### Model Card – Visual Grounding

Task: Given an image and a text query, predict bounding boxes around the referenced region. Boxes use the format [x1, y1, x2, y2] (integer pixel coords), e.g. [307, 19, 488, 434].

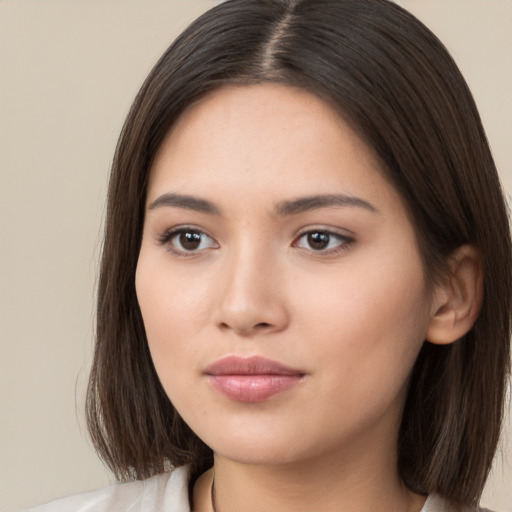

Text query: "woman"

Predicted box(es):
[27, 0, 511, 511]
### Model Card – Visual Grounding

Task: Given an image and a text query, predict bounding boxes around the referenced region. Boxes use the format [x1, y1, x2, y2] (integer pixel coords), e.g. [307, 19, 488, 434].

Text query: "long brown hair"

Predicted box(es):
[86, 0, 512, 506]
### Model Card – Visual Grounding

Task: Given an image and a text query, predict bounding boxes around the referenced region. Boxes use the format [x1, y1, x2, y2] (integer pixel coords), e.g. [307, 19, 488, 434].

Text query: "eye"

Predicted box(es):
[294, 230, 352, 253]
[159, 227, 218, 255]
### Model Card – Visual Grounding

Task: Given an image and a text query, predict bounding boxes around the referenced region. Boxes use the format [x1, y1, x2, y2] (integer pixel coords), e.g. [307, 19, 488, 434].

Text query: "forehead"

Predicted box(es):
[164, 84, 362, 150]
[149, 83, 387, 198]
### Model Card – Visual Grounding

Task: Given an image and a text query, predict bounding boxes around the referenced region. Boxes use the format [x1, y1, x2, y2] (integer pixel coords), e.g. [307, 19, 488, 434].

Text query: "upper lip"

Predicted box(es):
[204, 355, 304, 376]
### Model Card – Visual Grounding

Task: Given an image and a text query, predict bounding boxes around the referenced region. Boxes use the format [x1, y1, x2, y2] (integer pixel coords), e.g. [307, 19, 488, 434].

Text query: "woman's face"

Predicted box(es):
[136, 84, 434, 467]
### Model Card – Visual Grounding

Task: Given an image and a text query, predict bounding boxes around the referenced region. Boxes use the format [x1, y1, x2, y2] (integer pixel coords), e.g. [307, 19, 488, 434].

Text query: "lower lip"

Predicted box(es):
[207, 374, 302, 402]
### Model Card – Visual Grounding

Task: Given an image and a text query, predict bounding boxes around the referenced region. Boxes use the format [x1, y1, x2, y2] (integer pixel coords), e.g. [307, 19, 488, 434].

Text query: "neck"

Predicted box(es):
[194, 447, 426, 512]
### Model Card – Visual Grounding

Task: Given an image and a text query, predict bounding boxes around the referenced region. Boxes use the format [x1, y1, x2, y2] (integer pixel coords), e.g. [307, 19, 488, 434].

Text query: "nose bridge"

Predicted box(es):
[214, 235, 288, 335]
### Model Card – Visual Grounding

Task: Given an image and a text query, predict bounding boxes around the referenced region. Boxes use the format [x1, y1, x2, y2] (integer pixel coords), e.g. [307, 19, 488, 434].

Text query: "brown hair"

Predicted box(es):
[86, 0, 512, 506]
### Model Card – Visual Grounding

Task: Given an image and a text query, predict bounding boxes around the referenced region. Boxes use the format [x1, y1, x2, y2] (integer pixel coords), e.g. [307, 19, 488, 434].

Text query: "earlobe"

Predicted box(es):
[426, 245, 483, 345]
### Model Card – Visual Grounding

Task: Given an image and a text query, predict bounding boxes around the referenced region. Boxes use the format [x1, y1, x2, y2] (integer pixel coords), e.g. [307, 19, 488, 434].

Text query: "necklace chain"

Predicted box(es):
[211, 474, 218, 512]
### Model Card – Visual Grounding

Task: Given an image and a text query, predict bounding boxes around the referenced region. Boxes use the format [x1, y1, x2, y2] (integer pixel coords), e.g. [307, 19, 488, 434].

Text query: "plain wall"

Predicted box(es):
[0, 1, 510, 511]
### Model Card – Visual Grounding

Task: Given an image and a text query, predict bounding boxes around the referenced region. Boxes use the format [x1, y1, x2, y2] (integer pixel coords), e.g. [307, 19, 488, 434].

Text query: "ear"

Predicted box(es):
[426, 245, 483, 345]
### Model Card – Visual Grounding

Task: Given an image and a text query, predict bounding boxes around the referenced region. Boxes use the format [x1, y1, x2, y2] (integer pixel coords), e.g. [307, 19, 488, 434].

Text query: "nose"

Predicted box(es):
[212, 246, 290, 337]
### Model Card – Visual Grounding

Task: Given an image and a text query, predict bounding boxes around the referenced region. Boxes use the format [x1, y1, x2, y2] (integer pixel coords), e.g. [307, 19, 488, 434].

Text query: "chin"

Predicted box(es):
[214, 441, 306, 466]
[199, 423, 337, 468]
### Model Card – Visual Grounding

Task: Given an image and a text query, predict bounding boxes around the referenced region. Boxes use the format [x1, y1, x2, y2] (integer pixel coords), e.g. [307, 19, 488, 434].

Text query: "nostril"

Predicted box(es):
[255, 322, 271, 329]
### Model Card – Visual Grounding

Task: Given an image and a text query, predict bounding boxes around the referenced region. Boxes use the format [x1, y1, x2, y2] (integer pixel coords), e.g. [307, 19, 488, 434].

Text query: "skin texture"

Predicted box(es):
[135, 84, 476, 512]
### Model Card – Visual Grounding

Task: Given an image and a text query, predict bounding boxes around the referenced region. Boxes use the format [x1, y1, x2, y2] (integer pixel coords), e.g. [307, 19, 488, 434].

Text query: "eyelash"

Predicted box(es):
[156, 227, 354, 257]
[293, 229, 354, 255]
[157, 226, 218, 257]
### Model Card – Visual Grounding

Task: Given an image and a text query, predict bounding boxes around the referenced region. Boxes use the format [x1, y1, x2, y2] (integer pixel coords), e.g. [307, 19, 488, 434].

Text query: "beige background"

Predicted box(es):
[0, 1, 510, 511]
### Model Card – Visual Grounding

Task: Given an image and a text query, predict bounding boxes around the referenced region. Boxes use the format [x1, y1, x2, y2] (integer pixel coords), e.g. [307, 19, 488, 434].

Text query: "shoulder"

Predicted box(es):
[422, 494, 498, 512]
[22, 466, 191, 512]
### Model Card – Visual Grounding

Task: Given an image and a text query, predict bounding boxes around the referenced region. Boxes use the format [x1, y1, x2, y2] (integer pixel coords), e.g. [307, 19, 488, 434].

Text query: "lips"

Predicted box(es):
[204, 356, 305, 403]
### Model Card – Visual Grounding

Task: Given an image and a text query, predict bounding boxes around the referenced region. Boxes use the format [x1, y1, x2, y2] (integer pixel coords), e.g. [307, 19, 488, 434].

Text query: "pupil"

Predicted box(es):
[180, 231, 201, 250]
[308, 232, 329, 250]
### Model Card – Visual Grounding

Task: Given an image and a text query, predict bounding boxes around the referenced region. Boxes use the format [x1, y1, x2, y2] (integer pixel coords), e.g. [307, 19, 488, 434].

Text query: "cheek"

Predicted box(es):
[305, 236, 431, 332]
[293, 245, 431, 398]
[136, 242, 213, 326]
[135, 251, 211, 384]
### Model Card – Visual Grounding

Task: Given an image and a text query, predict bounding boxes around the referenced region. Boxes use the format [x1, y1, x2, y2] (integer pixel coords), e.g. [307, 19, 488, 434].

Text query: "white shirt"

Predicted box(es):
[23, 466, 495, 512]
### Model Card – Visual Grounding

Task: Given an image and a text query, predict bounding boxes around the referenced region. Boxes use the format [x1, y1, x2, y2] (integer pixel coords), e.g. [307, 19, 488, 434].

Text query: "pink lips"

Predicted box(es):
[204, 356, 304, 403]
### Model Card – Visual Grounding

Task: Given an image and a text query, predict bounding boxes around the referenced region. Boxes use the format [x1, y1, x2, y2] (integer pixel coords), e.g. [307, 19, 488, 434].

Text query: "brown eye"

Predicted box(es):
[307, 232, 330, 250]
[294, 230, 352, 254]
[178, 231, 202, 251]
[161, 228, 218, 255]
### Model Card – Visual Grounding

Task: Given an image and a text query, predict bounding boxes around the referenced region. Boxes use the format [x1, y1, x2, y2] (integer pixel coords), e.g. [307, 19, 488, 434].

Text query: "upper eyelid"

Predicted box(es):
[157, 225, 213, 241]
[294, 225, 355, 238]
[297, 229, 349, 238]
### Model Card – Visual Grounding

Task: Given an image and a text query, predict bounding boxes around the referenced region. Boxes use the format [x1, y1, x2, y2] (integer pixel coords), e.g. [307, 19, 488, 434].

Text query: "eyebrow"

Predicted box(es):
[147, 192, 378, 216]
[275, 194, 378, 216]
[148, 193, 221, 215]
